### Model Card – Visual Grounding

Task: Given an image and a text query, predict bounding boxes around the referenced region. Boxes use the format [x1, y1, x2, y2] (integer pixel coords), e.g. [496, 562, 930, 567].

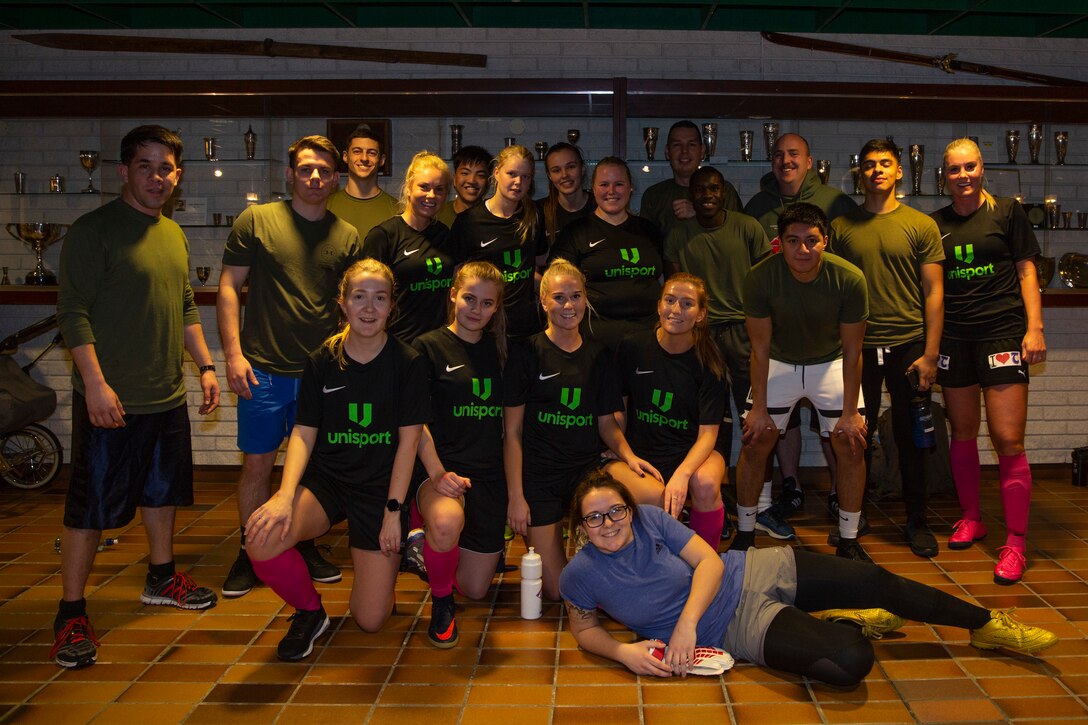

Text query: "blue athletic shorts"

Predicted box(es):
[236, 367, 301, 454]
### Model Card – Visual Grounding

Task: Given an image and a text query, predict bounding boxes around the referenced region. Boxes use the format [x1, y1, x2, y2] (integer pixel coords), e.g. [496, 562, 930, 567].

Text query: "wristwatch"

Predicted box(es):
[386, 498, 404, 513]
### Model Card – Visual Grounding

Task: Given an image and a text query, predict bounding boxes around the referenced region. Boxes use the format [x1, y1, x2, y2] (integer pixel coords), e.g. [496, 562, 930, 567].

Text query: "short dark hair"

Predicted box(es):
[288, 135, 339, 169]
[345, 124, 384, 156]
[452, 144, 492, 172]
[667, 120, 702, 146]
[689, 165, 725, 191]
[568, 468, 641, 535]
[777, 202, 829, 240]
[859, 138, 899, 162]
[120, 125, 183, 165]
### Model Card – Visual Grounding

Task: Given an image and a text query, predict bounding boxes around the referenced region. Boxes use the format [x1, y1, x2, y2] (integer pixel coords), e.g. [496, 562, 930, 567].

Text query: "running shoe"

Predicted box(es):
[754, 509, 796, 540]
[970, 608, 1057, 655]
[222, 548, 258, 598]
[141, 572, 218, 610]
[728, 529, 755, 552]
[278, 606, 330, 661]
[810, 608, 906, 639]
[401, 528, 429, 581]
[50, 615, 99, 669]
[906, 514, 939, 558]
[428, 593, 459, 649]
[836, 537, 872, 562]
[827, 514, 871, 547]
[298, 541, 342, 584]
[773, 476, 805, 518]
[948, 518, 987, 550]
[993, 546, 1026, 585]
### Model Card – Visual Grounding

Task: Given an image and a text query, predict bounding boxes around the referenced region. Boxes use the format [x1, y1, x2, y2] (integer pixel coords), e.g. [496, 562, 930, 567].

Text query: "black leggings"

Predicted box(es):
[762, 550, 992, 687]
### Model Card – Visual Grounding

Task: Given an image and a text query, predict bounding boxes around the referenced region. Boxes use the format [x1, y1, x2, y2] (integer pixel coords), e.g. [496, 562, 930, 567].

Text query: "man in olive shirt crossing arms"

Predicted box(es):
[831, 139, 945, 558]
[734, 203, 871, 560]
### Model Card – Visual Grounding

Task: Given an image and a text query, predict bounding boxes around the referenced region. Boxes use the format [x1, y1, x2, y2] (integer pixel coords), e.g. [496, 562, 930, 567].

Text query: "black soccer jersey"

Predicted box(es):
[617, 330, 725, 473]
[363, 216, 455, 343]
[450, 203, 547, 339]
[536, 194, 597, 250]
[412, 326, 504, 479]
[295, 339, 430, 487]
[549, 213, 664, 324]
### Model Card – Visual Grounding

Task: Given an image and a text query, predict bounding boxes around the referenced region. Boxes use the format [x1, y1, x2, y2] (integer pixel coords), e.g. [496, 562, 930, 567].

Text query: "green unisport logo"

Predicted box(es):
[500, 248, 531, 283]
[605, 247, 657, 279]
[538, 386, 594, 428]
[503, 249, 523, 269]
[330, 402, 392, 446]
[410, 257, 453, 292]
[619, 248, 640, 265]
[454, 378, 501, 419]
[652, 388, 673, 413]
[425, 257, 443, 275]
[636, 389, 689, 430]
[560, 386, 582, 410]
[954, 244, 975, 264]
[472, 377, 492, 401]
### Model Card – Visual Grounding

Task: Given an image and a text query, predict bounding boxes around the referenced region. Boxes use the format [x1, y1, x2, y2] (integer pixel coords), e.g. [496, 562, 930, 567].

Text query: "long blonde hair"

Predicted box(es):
[943, 138, 996, 211]
[398, 150, 451, 216]
[324, 258, 395, 369]
[493, 145, 538, 245]
[448, 260, 508, 367]
[659, 273, 723, 380]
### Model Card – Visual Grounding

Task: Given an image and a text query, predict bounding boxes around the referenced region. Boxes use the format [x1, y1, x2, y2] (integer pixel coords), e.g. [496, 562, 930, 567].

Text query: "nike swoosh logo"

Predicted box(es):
[635, 368, 654, 375]
[403, 248, 422, 256]
[743, 512, 755, 517]
[539, 372, 561, 380]
[839, 515, 850, 522]
[322, 385, 346, 393]
[480, 237, 498, 247]
[941, 233, 952, 240]
[589, 238, 606, 248]
[446, 364, 465, 372]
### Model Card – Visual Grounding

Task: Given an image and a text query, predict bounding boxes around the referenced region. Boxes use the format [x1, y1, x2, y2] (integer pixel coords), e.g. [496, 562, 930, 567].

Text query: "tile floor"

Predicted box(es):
[1, 466, 1086, 724]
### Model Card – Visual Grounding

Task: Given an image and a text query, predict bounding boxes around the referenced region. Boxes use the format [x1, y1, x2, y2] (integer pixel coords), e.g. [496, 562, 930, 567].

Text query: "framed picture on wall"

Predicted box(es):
[326, 119, 393, 177]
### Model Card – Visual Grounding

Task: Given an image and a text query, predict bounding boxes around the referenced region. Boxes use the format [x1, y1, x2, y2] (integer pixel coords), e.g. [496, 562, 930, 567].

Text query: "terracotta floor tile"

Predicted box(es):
[551, 706, 642, 725]
[470, 665, 555, 685]
[726, 680, 812, 703]
[184, 703, 284, 724]
[880, 659, 967, 680]
[365, 705, 461, 725]
[116, 681, 213, 702]
[29, 680, 129, 703]
[553, 684, 639, 706]
[641, 680, 726, 704]
[378, 683, 467, 705]
[0, 681, 42, 704]
[554, 666, 633, 685]
[994, 695, 1088, 719]
[204, 681, 295, 704]
[137, 663, 228, 682]
[976, 674, 1072, 697]
[275, 705, 373, 724]
[467, 683, 554, 706]
[88, 702, 191, 724]
[458, 705, 552, 725]
[1, 702, 109, 724]
[893, 677, 985, 700]
[388, 664, 474, 684]
[301, 665, 391, 685]
[290, 683, 382, 704]
[644, 704, 732, 724]
[820, 699, 915, 723]
[909, 697, 1006, 722]
[732, 701, 822, 724]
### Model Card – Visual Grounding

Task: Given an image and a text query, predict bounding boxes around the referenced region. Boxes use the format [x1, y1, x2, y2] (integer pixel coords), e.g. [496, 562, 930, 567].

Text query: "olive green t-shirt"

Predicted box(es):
[743, 252, 868, 365]
[639, 177, 741, 238]
[58, 198, 200, 413]
[664, 212, 771, 324]
[831, 204, 944, 348]
[222, 200, 360, 376]
[325, 187, 399, 240]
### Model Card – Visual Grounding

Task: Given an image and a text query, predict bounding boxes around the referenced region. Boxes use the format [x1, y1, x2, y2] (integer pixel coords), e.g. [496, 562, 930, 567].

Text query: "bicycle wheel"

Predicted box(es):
[0, 423, 63, 489]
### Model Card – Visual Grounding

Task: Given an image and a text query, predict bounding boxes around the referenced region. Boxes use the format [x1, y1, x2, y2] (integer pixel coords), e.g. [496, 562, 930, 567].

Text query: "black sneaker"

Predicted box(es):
[728, 529, 756, 552]
[836, 537, 873, 562]
[50, 615, 99, 669]
[774, 477, 805, 518]
[906, 514, 939, 558]
[428, 593, 459, 649]
[826, 491, 840, 519]
[141, 572, 218, 610]
[277, 606, 330, 661]
[222, 549, 258, 598]
[298, 542, 342, 584]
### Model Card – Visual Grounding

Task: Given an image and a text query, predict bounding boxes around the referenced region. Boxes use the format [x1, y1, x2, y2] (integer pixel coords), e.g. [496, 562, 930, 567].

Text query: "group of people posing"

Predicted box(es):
[50, 120, 1057, 688]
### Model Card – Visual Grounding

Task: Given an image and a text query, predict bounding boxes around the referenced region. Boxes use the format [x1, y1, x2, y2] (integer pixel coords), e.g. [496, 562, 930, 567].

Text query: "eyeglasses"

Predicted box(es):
[581, 504, 630, 528]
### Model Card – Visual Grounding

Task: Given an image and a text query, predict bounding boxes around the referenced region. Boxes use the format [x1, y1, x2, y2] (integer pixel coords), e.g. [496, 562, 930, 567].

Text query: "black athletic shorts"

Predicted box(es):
[938, 336, 1031, 389]
[524, 458, 603, 528]
[303, 472, 409, 552]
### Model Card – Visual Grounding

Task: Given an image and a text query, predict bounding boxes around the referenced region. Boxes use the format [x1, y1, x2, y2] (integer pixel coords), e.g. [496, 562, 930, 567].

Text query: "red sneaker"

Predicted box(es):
[948, 518, 987, 550]
[994, 546, 1026, 585]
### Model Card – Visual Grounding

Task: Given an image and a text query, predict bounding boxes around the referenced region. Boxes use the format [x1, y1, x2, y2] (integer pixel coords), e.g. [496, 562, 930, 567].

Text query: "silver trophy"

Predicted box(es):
[203, 137, 219, 162]
[567, 129, 580, 146]
[450, 124, 463, 156]
[643, 127, 659, 161]
[909, 145, 924, 196]
[701, 123, 717, 161]
[1046, 201, 1061, 230]
[244, 125, 257, 160]
[740, 130, 754, 162]
[763, 122, 779, 161]
[1005, 130, 1020, 164]
[78, 151, 99, 193]
[5, 222, 69, 285]
[1055, 131, 1069, 166]
[849, 154, 862, 195]
[534, 141, 548, 161]
[1058, 252, 1088, 288]
[1028, 123, 1043, 164]
[935, 166, 946, 196]
[816, 160, 831, 185]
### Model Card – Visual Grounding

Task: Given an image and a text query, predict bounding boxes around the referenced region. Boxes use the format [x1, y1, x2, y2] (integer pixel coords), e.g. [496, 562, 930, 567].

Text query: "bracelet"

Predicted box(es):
[199, 365, 216, 374]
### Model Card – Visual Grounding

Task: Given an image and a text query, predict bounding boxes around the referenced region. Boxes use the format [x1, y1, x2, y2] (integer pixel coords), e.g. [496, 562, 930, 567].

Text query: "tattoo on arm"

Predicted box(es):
[564, 600, 595, 620]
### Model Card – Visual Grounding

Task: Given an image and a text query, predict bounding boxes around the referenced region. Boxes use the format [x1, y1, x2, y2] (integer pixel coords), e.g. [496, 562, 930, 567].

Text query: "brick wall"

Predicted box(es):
[2, 28, 1086, 467]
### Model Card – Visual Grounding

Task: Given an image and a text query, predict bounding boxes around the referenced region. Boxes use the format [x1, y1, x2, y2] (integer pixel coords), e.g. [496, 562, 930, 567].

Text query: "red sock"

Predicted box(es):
[251, 548, 320, 611]
[424, 540, 459, 598]
[688, 506, 724, 551]
[950, 438, 982, 521]
[998, 452, 1032, 545]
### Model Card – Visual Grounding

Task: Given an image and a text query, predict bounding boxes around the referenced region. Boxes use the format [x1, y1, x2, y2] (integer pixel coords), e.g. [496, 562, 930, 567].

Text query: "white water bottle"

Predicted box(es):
[520, 546, 543, 619]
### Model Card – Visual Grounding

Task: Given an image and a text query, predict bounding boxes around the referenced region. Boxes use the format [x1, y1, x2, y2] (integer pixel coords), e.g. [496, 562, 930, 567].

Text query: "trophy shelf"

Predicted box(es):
[0, 285, 237, 307]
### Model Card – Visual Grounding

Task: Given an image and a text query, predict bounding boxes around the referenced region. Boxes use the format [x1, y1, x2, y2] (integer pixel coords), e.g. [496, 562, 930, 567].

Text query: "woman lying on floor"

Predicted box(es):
[559, 470, 1057, 686]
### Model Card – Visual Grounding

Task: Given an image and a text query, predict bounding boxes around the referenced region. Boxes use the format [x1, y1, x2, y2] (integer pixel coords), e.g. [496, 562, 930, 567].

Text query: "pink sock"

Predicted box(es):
[950, 438, 982, 521]
[409, 499, 424, 531]
[424, 540, 459, 598]
[688, 506, 724, 551]
[251, 548, 320, 611]
[999, 452, 1032, 545]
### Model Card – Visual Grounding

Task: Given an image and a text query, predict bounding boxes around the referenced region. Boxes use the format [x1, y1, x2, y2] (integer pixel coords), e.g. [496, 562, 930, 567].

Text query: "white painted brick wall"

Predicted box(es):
[1, 28, 1086, 467]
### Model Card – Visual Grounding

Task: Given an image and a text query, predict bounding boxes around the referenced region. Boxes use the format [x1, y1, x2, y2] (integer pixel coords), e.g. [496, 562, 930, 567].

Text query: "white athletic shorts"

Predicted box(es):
[746, 357, 867, 436]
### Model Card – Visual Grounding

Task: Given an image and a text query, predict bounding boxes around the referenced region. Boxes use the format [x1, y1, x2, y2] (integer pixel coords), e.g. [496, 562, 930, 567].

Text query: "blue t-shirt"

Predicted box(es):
[559, 505, 745, 646]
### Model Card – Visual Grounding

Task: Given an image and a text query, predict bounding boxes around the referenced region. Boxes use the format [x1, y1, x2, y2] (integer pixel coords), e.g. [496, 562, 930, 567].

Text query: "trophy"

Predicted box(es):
[935, 166, 946, 196]
[450, 124, 463, 156]
[909, 145, 924, 196]
[567, 129, 580, 145]
[1035, 256, 1056, 290]
[504, 137, 516, 148]
[203, 137, 219, 162]
[643, 127, 659, 161]
[701, 123, 717, 161]
[763, 122, 779, 161]
[5, 222, 69, 285]
[816, 160, 831, 185]
[1055, 131, 1069, 166]
[534, 141, 548, 161]
[244, 125, 257, 160]
[1005, 130, 1020, 164]
[1046, 201, 1061, 230]
[740, 130, 754, 162]
[78, 151, 99, 193]
[850, 154, 862, 195]
[196, 266, 211, 286]
[1028, 123, 1043, 164]
[1058, 252, 1088, 288]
